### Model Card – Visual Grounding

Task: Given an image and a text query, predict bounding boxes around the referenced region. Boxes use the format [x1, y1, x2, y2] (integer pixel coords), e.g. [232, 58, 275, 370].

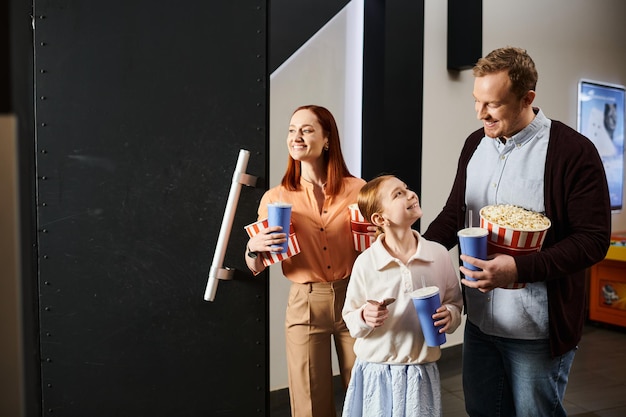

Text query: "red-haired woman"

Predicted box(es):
[245, 105, 365, 417]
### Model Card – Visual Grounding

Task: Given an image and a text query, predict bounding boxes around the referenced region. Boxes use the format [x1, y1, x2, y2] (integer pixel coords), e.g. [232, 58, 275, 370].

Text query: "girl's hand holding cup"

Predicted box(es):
[432, 305, 452, 333]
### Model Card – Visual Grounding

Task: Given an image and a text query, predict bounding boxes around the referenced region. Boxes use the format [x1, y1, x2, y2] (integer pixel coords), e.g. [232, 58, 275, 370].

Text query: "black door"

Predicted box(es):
[32, 1, 268, 415]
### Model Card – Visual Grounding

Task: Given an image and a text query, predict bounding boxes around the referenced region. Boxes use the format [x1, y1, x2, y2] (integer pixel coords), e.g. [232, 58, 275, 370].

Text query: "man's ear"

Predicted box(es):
[371, 212, 385, 227]
[523, 90, 536, 107]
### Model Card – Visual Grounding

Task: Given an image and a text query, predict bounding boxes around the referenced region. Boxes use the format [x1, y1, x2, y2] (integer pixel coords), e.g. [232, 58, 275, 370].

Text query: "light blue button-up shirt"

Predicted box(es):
[465, 109, 551, 339]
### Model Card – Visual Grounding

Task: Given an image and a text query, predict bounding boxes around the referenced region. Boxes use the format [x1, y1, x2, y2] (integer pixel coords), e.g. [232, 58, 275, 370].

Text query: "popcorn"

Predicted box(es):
[480, 204, 551, 231]
[479, 205, 551, 290]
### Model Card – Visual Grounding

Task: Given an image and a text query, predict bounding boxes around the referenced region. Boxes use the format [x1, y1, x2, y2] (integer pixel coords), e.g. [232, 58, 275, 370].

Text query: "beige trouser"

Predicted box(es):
[285, 279, 356, 417]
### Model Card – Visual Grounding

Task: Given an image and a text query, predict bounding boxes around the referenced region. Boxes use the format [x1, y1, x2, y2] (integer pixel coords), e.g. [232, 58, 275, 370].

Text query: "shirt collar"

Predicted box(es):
[496, 108, 550, 151]
[369, 230, 435, 270]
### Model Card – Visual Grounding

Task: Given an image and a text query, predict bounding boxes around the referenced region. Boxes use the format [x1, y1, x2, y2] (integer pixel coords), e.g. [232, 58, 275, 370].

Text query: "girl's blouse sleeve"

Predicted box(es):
[441, 250, 463, 334]
[342, 257, 373, 338]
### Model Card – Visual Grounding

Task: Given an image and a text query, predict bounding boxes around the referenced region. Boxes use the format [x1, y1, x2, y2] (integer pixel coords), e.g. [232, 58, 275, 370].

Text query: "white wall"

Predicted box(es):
[269, 0, 626, 391]
[269, 2, 364, 391]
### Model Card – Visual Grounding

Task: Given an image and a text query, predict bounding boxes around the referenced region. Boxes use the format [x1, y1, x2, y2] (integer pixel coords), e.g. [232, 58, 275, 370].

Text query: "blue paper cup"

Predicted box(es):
[412, 286, 446, 347]
[267, 202, 292, 254]
[457, 227, 488, 276]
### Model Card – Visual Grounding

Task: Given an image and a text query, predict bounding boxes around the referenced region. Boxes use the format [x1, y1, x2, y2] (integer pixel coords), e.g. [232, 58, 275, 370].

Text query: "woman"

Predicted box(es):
[245, 105, 365, 417]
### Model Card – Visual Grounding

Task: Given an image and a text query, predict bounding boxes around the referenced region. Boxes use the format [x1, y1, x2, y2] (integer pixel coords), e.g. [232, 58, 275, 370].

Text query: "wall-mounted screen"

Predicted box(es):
[578, 79, 625, 212]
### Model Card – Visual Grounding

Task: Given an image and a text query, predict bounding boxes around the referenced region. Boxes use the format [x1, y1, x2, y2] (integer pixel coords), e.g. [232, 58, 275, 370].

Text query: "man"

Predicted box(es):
[423, 46, 611, 416]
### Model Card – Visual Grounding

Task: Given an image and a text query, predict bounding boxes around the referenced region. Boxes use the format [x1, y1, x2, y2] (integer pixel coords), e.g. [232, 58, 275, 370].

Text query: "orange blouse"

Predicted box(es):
[258, 176, 365, 283]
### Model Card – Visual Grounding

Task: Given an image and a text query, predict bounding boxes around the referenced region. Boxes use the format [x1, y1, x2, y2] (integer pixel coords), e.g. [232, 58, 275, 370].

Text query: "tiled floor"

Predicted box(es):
[270, 322, 626, 416]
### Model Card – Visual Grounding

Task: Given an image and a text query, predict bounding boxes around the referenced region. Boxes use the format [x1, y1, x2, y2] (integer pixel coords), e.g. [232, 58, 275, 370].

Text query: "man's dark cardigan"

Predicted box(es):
[424, 120, 611, 356]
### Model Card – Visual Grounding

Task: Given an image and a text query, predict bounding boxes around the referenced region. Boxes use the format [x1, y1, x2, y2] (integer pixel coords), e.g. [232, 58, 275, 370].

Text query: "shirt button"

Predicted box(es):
[320, 228, 324, 232]
[327, 265, 331, 269]
[323, 247, 327, 250]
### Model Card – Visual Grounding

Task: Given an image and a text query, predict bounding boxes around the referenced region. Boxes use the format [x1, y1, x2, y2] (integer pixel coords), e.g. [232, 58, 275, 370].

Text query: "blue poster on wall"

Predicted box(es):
[578, 80, 626, 212]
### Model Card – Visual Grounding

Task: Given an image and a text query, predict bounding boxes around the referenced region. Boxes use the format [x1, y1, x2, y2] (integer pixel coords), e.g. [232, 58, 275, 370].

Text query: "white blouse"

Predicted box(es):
[342, 231, 463, 364]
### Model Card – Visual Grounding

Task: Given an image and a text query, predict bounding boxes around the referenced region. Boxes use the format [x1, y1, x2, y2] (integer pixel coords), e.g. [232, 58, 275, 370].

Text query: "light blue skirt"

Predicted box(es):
[342, 358, 441, 417]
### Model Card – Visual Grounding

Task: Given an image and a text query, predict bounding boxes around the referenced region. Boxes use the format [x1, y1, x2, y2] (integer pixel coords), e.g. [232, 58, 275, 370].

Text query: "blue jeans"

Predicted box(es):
[463, 320, 576, 417]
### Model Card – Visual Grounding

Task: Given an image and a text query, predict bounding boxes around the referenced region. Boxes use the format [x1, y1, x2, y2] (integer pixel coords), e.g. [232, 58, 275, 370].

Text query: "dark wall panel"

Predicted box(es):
[447, 0, 482, 71]
[362, 0, 424, 227]
[1, 0, 9, 112]
[32, 1, 268, 415]
[11, 0, 41, 414]
[270, 0, 350, 72]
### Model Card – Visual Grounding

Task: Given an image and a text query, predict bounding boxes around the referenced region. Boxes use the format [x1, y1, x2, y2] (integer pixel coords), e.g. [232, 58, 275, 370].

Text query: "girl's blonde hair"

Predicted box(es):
[357, 175, 394, 237]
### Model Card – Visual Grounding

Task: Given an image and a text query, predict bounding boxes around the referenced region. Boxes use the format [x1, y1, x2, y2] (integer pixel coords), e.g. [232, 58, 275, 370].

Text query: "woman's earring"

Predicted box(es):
[324, 143, 329, 151]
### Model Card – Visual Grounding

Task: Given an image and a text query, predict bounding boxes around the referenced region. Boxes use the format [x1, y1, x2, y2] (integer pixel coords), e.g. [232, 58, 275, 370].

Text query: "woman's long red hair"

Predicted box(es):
[281, 105, 354, 196]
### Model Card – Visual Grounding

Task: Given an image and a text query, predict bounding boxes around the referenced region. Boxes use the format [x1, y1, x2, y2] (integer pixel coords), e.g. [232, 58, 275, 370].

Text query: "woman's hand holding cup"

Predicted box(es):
[248, 225, 287, 254]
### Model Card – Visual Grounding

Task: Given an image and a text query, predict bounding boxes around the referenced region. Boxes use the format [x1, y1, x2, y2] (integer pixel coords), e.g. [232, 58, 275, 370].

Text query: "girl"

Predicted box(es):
[342, 175, 463, 417]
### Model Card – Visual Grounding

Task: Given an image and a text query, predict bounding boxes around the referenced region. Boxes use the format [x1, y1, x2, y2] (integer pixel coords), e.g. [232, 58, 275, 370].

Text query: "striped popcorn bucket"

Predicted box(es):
[349, 204, 375, 251]
[244, 218, 301, 267]
[479, 209, 551, 289]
